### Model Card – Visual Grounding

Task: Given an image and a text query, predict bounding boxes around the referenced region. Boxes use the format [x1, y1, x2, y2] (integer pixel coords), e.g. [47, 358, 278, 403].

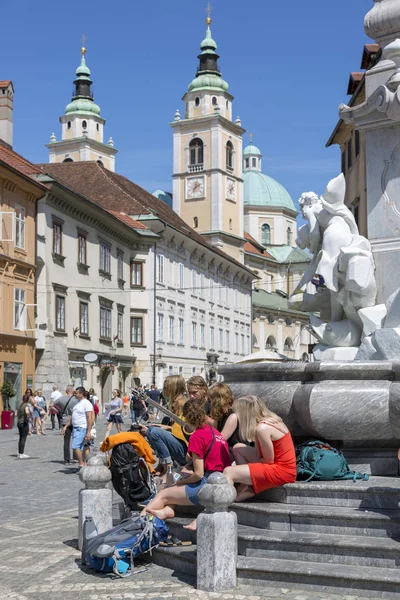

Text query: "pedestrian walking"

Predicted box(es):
[130, 388, 147, 424]
[23, 389, 34, 434]
[17, 394, 31, 459]
[49, 385, 62, 430]
[53, 385, 77, 464]
[88, 388, 99, 422]
[62, 386, 94, 468]
[104, 389, 124, 438]
[34, 390, 47, 435]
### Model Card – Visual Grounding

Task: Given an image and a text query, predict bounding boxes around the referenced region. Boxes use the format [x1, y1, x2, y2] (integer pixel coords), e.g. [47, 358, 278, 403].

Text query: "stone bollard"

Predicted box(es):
[197, 472, 237, 592]
[78, 453, 112, 551]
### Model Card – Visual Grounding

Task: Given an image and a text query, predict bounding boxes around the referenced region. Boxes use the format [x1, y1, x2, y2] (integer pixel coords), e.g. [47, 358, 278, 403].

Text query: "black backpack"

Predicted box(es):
[110, 443, 156, 508]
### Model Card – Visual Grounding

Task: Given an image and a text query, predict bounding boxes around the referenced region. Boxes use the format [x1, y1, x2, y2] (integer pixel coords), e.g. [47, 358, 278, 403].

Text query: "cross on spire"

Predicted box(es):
[81, 33, 87, 56]
[206, 2, 212, 26]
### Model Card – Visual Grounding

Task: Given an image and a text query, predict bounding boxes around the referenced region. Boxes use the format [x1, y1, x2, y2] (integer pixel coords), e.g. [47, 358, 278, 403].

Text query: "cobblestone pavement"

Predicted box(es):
[0, 418, 380, 599]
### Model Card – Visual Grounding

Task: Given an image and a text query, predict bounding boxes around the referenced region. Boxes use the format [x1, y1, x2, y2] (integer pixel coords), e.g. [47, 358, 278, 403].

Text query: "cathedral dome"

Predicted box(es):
[243, 171, 296, 212]
[188, 73, 229, 92]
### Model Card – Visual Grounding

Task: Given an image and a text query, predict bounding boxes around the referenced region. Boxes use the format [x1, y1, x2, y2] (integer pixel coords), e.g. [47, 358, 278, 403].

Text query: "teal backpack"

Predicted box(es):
[296, 440, 369, 482]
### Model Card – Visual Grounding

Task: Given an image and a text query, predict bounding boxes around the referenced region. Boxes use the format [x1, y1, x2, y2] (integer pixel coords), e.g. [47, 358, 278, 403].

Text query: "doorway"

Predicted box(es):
[4, 362, 22, 414]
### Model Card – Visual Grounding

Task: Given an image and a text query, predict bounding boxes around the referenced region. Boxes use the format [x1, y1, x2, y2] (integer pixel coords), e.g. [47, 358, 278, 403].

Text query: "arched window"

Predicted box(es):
[212, 96, 218, 106]
[97, 160, 104, 167]
[82, 120, 87, 130]
[195, 97, 200, 107]
[63, 158, 73, 163]
[189, 138, 204, 166]
[67, 121, 71, 130]
[301, 352, 310, 363]
[287, 227, 292, 246]
[261, 223, 271, 246]
[284, 337, 293, 351]
[226, 141, 234, 169]
[193, 217, 198, 229]
[266, 335, 276, 349]
[252, 333, 259, 348]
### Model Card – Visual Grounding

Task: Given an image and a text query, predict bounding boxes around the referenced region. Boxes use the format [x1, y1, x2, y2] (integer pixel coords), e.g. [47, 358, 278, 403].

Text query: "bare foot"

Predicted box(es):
[183, 518, 197, 532]
[147, 506, 175, 520]
[236, 485, 255, 502]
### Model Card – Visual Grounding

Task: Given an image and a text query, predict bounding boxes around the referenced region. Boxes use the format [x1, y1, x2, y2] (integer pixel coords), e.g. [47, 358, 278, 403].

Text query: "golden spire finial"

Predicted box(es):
[206, 2, 212, 26]
[249, 132, 253, 143]
[81, 33, 87, 56]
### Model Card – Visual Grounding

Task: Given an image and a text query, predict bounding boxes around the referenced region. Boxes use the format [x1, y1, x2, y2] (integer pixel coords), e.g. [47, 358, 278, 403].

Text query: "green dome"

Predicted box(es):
[76, 57, 91, 77]
[188, 73, 229, 92]
[65, 98, 101, 115]
[243, 171, 296, 212]
[243, 144, 261, 156]
[200, 28, 217, 51]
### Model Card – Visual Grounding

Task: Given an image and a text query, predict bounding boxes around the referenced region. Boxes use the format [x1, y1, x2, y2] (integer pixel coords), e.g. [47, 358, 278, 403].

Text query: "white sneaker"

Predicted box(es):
[18, 454, 29, 459]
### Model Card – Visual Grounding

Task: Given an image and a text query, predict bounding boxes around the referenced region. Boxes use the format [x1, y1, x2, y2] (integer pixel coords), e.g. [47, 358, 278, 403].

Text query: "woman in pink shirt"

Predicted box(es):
[143, 400, 231, 520]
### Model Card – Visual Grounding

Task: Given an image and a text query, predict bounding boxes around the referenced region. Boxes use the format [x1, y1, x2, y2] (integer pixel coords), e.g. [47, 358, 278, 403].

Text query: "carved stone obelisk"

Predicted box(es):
[340, 0, 400, 304]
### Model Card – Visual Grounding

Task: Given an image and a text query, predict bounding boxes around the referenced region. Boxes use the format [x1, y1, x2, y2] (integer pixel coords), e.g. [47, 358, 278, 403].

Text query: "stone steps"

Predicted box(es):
[260, 476, 400, 508]
[152, 545, 400, 598]
[233, 501, 400, 537]
[167, 517, 400, 569]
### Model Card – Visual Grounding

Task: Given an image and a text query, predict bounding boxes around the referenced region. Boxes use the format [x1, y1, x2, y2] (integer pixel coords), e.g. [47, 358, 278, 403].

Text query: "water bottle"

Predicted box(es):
[166, 465, 175, 487]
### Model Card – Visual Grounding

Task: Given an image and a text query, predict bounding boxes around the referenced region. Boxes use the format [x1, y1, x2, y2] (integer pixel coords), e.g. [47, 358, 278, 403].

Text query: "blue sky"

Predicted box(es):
[4, 0, 371, 206]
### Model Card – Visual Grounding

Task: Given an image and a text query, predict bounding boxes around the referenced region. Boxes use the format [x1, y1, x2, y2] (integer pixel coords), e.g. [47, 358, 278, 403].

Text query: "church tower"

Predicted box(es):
[171, 13, 246, 261]
[47, 46, 117, 171]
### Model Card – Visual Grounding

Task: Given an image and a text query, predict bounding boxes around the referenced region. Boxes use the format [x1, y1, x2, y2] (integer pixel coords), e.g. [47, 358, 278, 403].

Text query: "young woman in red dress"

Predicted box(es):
[224, 395, 296, 502]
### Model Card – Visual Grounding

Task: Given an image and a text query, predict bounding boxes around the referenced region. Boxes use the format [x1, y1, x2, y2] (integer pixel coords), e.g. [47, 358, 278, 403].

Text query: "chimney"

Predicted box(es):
[0, 80, 14, 147]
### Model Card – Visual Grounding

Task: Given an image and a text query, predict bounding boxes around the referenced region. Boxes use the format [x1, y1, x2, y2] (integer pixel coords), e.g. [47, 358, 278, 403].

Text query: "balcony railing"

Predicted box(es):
[189, 164, 204, 173]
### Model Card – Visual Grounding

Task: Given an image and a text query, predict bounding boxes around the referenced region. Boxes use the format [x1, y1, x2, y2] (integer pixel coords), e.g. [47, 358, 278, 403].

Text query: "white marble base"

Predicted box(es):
[78, 488, 112, 551]
[197, 511, 237, 592]
[313, 344, 359, 361]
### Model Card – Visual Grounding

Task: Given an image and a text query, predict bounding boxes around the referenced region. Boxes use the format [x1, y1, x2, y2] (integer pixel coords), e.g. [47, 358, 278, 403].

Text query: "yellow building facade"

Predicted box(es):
[0, 140, 46, 414]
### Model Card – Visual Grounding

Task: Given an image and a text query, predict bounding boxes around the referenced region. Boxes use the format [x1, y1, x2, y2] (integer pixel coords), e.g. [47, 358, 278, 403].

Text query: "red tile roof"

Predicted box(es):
[107, 210, 149, 230]
[40, 161, 254, 275]
[244, 231, 274, 259]
[0, 141, 47, 191]
[0, 80, 12, 89]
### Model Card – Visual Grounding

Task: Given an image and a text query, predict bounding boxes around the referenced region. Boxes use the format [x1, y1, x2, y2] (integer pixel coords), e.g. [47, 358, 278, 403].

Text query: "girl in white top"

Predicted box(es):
[104, 389, 123, 438]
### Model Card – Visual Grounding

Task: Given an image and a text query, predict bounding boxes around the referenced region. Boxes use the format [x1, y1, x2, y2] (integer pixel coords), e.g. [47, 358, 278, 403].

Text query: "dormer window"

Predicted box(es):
[195, 97, 200, 107]
[82, 120, 87, 130]
[226, 141, 234, 170]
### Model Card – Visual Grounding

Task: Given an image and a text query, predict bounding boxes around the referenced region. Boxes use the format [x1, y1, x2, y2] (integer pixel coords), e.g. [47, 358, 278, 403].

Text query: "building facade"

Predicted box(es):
[35, 166, 157, 405]
[0, 105, 47, 413]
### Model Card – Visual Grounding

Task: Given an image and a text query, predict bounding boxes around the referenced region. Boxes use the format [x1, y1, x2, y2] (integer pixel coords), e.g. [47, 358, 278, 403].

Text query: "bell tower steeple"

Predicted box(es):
[46, 45, 118, 171]
[171, 11, 246, 262]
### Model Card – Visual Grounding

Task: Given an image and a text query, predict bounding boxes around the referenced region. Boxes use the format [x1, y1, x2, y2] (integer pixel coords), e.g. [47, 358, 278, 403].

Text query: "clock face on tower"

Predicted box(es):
[186, 176, 205, 199]
[226, 178, 236, 201]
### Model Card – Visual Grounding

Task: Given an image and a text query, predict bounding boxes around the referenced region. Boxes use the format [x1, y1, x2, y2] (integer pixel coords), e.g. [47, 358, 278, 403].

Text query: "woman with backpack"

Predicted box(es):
[142, 400, 231, 520]
[223, 395, 296, 502]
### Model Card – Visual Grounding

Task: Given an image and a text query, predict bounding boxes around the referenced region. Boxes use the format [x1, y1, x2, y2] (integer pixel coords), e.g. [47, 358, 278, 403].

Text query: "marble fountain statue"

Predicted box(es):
[220, 173, 400, 476]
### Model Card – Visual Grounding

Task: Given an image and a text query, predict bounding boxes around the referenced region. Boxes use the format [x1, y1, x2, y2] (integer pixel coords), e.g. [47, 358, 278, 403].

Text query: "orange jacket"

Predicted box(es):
[100, 432, 156, 472]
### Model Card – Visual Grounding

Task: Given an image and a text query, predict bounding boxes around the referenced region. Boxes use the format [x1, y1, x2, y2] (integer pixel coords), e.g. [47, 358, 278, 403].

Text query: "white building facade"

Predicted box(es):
[35, 171, 156, 405]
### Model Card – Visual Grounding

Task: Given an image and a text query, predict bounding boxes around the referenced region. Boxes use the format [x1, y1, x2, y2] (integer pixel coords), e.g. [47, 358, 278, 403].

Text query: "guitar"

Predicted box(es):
[129, 389, 195, 439]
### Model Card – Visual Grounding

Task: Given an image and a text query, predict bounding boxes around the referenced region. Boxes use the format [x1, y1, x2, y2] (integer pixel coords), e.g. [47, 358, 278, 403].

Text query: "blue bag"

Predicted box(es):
[84, 513, 169, 577]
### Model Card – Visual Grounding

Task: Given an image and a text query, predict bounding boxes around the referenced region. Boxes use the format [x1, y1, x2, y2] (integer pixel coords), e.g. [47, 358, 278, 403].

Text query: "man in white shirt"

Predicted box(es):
[62, 387, 94, 467]
[50, 385, 63, 430]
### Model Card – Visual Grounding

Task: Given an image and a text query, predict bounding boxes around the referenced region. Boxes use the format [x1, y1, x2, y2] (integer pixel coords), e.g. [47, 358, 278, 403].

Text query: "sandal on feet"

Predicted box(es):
[170, 535, 192, 547]
[159, 536, 175, 548]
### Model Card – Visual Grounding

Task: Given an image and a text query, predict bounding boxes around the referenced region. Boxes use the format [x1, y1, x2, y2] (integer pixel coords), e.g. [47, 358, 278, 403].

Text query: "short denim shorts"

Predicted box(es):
[71, 426, 87, 451]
